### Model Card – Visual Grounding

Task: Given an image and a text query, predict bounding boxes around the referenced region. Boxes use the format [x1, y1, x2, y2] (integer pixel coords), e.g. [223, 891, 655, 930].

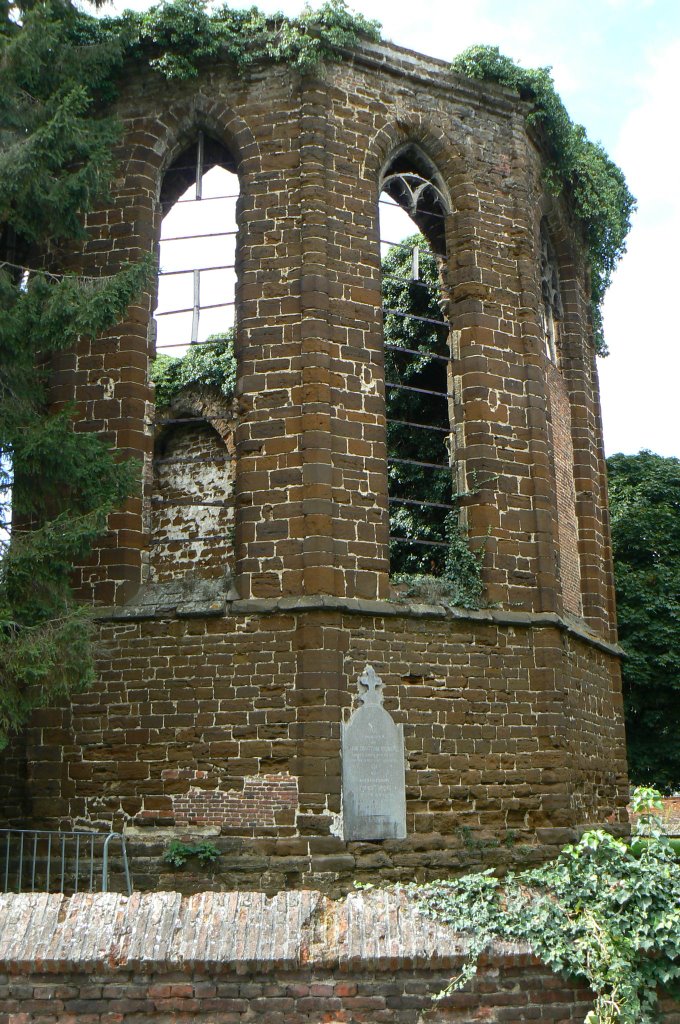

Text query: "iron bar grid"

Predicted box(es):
[155, 299, 235, 317]
[383, 307, 448, 328]
[382, 273, 435, 291]
[389, 496, 456, 512]
[389, 456, 452, 471]
[159, 263, 235, 277]
[385, 342, 449, 362]
[385, 381, 452, 399]
[389, 535, 451, 549]
[160, 229, 238, 242]
[0, 829, 132, 895]
[387, 418, 450, 434]
[380, 223, 456, 561]
[175, 193, 240, 203]
[380, 238, 441, 252]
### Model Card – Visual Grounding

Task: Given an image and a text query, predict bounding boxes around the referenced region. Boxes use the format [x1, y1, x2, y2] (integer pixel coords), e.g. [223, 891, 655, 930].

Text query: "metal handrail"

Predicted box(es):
[0, 829, 132, 895]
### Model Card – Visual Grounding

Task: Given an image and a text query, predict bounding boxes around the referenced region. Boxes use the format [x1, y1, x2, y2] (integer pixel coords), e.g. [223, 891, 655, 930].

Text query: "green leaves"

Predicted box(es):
[0, 0, 148, 749]
[163, 839, 220, 868]
[451, 45, 635, 356]
[409, 789, 680, 1023]
[382, 236, 484, 604]
[95, 0, 381, 81]
[607, 452, 680, 791]
[150, 331, 237, 407]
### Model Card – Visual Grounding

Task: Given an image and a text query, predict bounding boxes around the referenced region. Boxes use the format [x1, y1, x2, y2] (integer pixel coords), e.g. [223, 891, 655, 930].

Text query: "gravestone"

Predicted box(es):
[342, 665, 406, 841]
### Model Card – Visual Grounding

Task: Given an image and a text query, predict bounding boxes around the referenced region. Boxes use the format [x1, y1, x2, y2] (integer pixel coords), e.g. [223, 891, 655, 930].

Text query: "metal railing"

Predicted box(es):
[0, 829, 132, 895]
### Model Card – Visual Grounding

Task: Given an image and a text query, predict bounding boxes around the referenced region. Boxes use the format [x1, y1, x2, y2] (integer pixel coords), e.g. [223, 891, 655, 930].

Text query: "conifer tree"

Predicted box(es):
[0, 0, 147, 747]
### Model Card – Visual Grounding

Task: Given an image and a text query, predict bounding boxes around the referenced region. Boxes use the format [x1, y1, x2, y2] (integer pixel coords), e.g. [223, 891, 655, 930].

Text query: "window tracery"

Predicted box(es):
[378, 146, 454, 577]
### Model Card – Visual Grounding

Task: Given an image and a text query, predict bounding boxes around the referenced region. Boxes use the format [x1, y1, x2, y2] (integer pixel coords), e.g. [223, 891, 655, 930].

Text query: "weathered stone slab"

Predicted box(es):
[342, 666, 406, 841]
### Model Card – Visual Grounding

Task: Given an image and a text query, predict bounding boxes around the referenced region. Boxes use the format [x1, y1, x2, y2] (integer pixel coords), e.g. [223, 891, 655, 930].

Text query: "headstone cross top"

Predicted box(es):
[358, 665, 384, 707]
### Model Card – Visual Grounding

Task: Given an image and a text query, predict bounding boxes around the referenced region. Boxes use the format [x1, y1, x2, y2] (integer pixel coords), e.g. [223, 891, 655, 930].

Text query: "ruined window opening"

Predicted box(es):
[379, 146, 455, 576]
[154, 132, 238, 354]
[149, 133, 239, 579]
[540, 221, 563, 363]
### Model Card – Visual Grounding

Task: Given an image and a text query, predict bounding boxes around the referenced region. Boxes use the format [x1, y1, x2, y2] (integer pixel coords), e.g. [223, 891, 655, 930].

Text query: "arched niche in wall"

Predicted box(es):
[377, 144, 456, 578]
[150, 391, 237, 584]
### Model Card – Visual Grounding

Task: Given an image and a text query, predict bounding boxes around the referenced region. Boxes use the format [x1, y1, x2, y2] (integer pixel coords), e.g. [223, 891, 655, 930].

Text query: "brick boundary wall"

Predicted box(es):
[1, 890, 678, 1024]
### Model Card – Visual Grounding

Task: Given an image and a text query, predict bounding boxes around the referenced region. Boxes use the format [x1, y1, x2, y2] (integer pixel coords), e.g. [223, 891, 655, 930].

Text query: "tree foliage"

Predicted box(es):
[409, 788, 680, 1024]
[0, 0, 148, 748]
[451, 45, 635, 355]
[607, 451, 680, 792]
[150, 332, 236, 408]
[382, 236, 484, 606]
[78, 0, 381, 81]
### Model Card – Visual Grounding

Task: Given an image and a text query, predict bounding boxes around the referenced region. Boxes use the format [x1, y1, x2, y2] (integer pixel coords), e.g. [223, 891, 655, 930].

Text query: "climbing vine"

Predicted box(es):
[451, 45, 635, 355]
[76, 0, 381, 81]
[407, 788, 680, 1024]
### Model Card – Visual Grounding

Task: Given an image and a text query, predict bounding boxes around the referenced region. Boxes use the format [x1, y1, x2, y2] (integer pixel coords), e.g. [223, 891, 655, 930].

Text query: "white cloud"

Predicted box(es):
[599, 37, 680, 457]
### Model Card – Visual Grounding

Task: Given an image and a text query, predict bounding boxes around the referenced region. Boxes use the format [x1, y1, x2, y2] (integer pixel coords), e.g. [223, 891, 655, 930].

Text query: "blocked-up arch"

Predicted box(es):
[151, 391, 236, 583]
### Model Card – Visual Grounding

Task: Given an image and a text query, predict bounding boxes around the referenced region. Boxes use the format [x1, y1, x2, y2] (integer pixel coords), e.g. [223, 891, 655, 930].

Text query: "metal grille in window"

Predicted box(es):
[540, 222, 563, 363]
[150, 132, 238, 549]
[380, 159, 455, 575]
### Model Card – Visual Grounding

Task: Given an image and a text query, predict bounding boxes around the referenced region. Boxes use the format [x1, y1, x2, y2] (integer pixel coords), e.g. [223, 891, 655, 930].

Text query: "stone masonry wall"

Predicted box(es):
[43, 41, 616, 633]
[1, 890, 678, 1024]
[0, 41, 628, 888]
[545, 361, 582, 618]
[16, 603, 627, 894]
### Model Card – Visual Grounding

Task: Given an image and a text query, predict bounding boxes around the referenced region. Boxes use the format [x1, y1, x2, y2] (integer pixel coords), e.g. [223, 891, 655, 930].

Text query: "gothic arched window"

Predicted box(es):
[378, 146, 454, 577]
[149, 133, 239, 582]
[540, 221, 563, 363]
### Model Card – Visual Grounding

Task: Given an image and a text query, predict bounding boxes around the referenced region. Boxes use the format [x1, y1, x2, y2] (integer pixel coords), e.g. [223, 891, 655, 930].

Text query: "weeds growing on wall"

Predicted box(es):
[408, 787, 680, 1024]
[162, 839, 221, 868]
[451, 45, 635, 355]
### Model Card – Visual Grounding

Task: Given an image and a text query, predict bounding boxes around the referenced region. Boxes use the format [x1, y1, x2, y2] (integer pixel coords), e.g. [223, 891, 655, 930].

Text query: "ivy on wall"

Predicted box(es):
[451, 45, 635, 355]
[408, 788, 680, 1024]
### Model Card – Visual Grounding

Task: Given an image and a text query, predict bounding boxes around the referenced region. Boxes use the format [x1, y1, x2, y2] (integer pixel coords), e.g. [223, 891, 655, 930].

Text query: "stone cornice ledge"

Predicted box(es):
[231, 597, 623, 657]
[99, 593, 622, 658]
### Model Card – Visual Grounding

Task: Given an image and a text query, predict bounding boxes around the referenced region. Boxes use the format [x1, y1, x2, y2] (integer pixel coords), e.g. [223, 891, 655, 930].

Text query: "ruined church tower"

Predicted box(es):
[0, 36, 628, 892]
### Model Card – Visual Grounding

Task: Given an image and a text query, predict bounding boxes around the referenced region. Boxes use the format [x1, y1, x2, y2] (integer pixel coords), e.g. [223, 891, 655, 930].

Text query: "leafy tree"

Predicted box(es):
[607, 451, 680, 792]
[0, 0, 148, 748]
[383, 236, 452, 574]
[376, 235, 484, 605]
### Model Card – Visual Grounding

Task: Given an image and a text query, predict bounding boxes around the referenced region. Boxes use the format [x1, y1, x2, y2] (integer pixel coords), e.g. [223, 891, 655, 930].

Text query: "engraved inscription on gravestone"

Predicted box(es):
[341, 665, 406, 841]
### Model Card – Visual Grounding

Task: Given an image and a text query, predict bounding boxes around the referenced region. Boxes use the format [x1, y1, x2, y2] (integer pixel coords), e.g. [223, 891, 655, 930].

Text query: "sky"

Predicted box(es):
[117, 0, 680, 459]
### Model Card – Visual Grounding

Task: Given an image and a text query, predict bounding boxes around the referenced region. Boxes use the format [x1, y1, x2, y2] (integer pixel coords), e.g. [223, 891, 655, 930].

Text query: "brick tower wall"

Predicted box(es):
[0, 40, 628, 891]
